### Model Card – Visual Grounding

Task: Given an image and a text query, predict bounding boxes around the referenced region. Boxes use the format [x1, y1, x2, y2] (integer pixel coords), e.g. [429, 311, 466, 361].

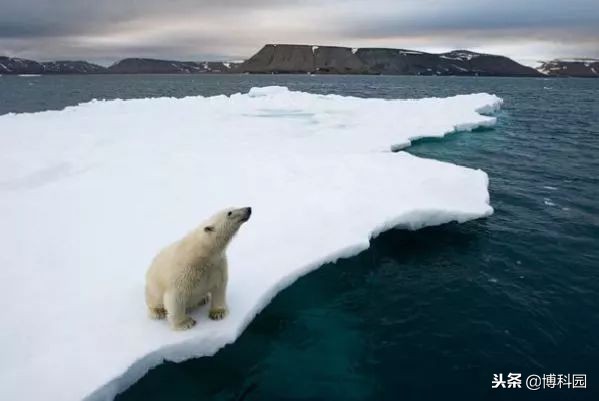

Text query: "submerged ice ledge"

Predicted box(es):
[0, 87, 501, 401]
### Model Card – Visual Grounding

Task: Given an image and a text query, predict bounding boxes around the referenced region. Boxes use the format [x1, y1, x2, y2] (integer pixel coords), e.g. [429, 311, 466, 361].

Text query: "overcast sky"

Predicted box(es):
[1, 0, 598, 66]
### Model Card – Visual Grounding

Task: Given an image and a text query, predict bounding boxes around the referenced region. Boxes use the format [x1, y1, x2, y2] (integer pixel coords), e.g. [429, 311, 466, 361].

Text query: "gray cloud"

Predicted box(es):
[1, 0, 597, 63]
[338, 0, 599, 40]
[0, 0, 301, 37]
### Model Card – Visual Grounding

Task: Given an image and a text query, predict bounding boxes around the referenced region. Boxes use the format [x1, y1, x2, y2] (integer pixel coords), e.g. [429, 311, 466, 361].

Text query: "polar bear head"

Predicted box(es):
[201, 207, 252, 252]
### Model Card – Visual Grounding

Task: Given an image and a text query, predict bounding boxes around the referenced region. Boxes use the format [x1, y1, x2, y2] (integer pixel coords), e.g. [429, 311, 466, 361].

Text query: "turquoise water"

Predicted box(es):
[2, 75, 598, 400]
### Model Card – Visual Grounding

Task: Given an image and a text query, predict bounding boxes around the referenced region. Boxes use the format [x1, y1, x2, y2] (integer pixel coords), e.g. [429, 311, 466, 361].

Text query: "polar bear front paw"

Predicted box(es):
[148, 307, 167, 320]
[209, 308, 227, 320]
[172, 317, 196, 330]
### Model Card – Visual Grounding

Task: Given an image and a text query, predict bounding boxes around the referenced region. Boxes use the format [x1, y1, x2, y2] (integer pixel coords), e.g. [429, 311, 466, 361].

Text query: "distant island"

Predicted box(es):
[537, 59, 599, 78]
[1, 44, 598, 77]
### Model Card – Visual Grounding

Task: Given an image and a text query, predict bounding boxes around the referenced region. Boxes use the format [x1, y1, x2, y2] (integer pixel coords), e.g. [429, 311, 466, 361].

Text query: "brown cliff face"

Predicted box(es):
[238, 45, 544, 77]
[239, 45, 315, 73]
[313, 46, 368, 74]
[240, 44, 367, 74]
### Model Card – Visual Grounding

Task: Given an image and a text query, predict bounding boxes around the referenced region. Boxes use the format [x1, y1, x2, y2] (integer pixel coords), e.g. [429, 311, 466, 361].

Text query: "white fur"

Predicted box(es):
[145, 207, 251, 330]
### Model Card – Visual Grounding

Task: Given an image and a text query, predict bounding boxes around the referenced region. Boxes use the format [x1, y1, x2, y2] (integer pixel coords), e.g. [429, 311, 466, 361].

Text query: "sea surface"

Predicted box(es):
[2, 74, 598, 400]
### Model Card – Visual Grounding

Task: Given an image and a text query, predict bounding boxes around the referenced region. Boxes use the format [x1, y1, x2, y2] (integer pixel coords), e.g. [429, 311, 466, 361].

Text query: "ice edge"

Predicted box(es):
[88, 207, 493, 401]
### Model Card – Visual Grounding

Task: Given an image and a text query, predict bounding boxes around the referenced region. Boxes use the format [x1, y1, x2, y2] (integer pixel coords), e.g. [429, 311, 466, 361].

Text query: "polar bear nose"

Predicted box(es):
[240, 207, 252, 221]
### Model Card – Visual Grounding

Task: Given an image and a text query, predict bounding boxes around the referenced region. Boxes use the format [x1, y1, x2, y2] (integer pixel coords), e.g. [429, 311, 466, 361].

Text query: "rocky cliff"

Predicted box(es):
[238, 45, 543, 76]
[240, 45, 368, 74]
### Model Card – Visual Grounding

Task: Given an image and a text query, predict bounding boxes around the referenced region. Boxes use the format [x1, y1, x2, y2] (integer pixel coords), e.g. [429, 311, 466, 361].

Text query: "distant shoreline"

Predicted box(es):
[3, 72, 596, 79]
[2, 44, 598, 77]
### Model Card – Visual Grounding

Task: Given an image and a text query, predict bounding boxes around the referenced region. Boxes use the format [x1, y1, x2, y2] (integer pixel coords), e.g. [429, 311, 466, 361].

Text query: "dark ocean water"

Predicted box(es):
[2, 75, 598, 400]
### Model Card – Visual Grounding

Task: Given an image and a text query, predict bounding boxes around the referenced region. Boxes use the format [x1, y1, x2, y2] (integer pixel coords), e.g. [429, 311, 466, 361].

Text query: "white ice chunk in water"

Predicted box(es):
[0, 86, 501, 401]
[247, 85, 291, 97]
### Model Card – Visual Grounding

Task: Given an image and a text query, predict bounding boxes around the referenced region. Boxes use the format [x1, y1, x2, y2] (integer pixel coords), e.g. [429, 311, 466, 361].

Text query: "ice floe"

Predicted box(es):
[0, 87, 501, 401]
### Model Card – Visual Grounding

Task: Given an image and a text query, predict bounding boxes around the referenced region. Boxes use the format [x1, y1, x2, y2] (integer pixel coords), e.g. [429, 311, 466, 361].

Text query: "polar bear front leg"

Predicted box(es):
[209, 257, 228, 320]
[164, 291, 196, 330]
[209, 284, 228, 320]
[148, 307, 167, 320]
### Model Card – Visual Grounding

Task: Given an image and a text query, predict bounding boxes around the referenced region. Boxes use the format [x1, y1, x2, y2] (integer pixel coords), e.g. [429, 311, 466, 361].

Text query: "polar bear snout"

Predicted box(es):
[228, 207, 252, 223]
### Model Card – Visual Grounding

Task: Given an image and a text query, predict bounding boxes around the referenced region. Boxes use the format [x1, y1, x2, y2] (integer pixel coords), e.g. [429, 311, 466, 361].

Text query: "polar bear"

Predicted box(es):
[145, 207, 251, 330]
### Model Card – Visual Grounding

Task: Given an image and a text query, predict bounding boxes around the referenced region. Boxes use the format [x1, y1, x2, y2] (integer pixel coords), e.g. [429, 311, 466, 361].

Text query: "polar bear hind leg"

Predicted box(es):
[145, 285, 167, 319]
[187, 293, 210, 312]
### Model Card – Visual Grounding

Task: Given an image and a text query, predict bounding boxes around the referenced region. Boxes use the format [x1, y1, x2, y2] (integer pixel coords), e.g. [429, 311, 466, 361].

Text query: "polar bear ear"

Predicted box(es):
[204, 226, 215, 233]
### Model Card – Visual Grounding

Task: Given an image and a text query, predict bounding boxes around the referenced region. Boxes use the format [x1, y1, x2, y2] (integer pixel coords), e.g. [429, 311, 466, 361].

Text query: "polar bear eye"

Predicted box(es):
[227, 211, 232, 217]
[204, 226, 215, 232]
